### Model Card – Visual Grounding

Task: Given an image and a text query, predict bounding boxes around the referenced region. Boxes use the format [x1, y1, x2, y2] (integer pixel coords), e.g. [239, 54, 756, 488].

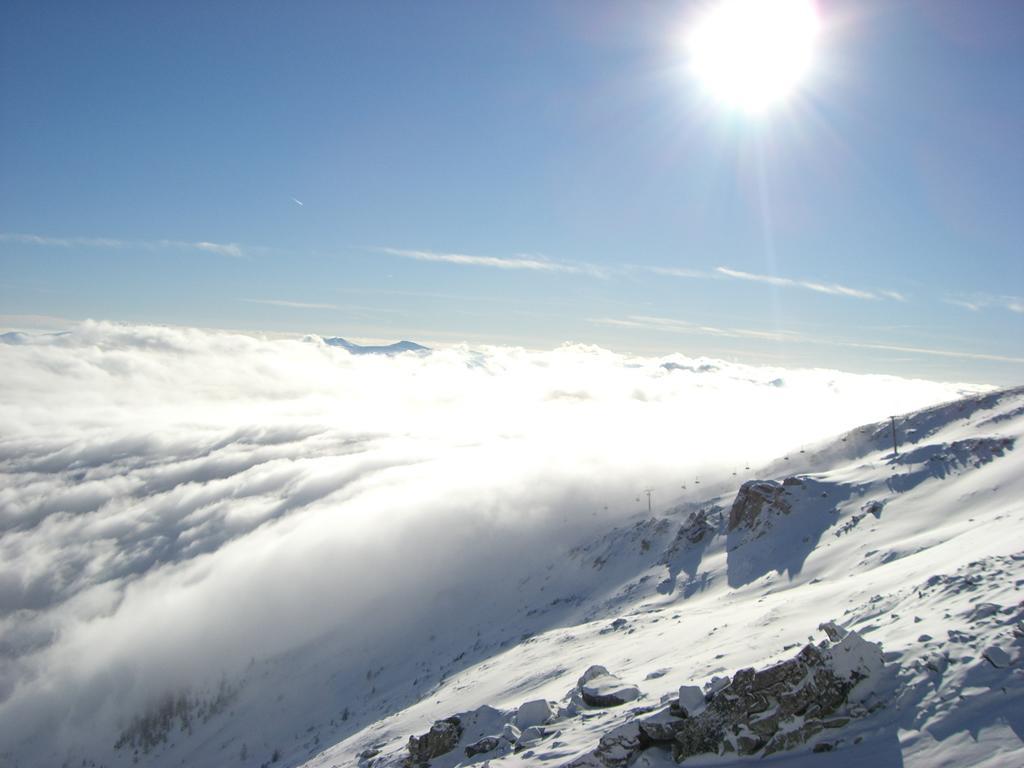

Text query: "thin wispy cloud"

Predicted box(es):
[291, 197, 304, 207]
[192, 241, 243, 258]
[378, 247, 601, 276]
[242, 298, 339, 310]
[594, 314, 1024, 365]
[648, 266, 713, 279]
[945, 294, 1024, 315]
[0, 232, 245, 257]
[715, 266, 884, 300]
[593, 315, 801, 343]
[879, 290, 909, 302]
[1, 233, 126, 249]
[841, 339, 1024, 365]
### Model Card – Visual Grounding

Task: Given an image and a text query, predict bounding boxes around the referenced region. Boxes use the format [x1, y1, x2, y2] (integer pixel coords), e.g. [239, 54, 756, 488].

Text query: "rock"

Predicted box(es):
[592, 722, 644, 767]
[704, 675, 730, 697]
[682, 510, 711, 544]
[676, 686, 706, 717]
[672, 633, 881, 761]
[568, 629, 883, 767]
[501, 723, 521, 743]
[818, 621, 848, 643]
[668, 715, 725, 760]
[659, 511, 714, 575]
[983, 646, 1012, 668]
[405, 716, 462, 767]
[576, 666, 641, 708]
[465, 736, 500, 758]
[578, 665, 611, 686]
[515, 725, 549, 751]
[782, 476, 804, 486]
[728, 480, 791, 532]
[638, 712, 686, 743]
[967, 603, 1003, 621]
[861, 499, 884, 517]
[515, 699, 557, 729]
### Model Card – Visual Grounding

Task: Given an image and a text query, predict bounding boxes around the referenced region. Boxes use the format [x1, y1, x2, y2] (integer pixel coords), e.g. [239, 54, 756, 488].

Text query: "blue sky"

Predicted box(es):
[1, 0, 1022, 383]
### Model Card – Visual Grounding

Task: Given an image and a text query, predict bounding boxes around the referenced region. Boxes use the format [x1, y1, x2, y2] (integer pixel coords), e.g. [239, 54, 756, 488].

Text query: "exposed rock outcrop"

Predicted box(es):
[680, 510, 712, 545]
[728, 480, 791, 532]
[589, 722, 644, 767]
[565, 629, 884, 766]
[404, 716, 462, 767]
[401, 701, 563, 765]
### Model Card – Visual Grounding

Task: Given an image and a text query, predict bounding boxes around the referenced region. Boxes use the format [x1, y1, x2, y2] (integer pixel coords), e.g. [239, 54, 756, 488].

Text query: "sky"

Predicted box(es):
[1, 0, 1022, 383]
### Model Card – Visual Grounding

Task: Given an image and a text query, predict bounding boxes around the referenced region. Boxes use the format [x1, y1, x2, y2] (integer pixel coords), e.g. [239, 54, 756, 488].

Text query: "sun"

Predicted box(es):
[686, 0, 821, 114]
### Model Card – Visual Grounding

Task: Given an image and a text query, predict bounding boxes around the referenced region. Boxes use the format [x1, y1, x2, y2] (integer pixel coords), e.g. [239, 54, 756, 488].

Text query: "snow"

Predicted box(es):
[305, 384, 1024, 768]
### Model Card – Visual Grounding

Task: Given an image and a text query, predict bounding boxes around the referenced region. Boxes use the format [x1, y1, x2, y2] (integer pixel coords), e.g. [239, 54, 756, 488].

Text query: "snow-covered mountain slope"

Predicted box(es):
[291, 386, 1024, 768]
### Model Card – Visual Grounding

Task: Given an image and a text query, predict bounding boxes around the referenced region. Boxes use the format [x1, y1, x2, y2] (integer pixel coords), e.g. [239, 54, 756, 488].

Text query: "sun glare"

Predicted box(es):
[687, 0, 821, 114]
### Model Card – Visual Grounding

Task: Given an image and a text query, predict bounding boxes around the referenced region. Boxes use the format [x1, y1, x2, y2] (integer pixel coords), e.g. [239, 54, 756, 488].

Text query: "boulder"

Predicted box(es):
[983, 646, 1011, 668]
[576, 665, 641, 708]
[676, 686, 706, 717]
[595, 722, 644, 766]
[464, 736, 500, 758]
[405, 716, 462, 767]
[515, 698, 557, 729]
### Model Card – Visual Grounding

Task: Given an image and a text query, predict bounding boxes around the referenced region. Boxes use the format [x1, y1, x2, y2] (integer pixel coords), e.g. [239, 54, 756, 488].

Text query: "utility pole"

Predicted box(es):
[890, 416, 899, 457]
[642, 488, 654, 514]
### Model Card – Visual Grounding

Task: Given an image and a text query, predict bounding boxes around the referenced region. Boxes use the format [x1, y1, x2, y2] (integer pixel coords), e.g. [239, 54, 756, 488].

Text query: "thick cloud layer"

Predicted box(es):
[0, 321, 977, 757]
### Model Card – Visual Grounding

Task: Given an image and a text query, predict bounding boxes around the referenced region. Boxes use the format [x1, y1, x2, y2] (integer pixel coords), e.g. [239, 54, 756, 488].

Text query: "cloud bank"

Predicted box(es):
[0, 321, 976, 761]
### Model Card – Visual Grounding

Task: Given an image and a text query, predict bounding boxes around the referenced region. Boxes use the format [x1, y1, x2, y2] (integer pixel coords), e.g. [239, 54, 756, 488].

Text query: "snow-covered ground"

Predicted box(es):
[300, 387, 1024, 768]
[0, 322, 1019, 768]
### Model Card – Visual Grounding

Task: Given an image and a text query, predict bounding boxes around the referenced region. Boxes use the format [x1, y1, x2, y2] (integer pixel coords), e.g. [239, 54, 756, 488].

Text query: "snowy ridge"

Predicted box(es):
[299, 386, 1024, 768]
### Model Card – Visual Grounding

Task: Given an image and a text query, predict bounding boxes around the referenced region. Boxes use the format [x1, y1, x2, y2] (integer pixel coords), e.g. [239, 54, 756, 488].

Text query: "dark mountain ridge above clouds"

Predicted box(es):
[320, 337, 430, 355]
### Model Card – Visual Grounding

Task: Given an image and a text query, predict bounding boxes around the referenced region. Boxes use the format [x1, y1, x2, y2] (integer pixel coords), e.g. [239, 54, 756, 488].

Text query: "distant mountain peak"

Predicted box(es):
[320, 336, 430, 355]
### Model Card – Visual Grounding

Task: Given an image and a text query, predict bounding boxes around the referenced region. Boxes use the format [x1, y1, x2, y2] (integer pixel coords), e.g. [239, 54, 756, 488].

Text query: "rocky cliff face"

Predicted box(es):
[727, 480, 792, 532]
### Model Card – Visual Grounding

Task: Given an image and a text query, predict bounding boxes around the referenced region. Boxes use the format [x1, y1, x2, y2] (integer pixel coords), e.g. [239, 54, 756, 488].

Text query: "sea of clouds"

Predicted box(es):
[0, 320, 980, 758]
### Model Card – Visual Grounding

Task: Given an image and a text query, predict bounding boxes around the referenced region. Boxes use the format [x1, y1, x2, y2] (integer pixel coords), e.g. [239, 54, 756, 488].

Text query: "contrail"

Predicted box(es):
[291, 197, 304, 207]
